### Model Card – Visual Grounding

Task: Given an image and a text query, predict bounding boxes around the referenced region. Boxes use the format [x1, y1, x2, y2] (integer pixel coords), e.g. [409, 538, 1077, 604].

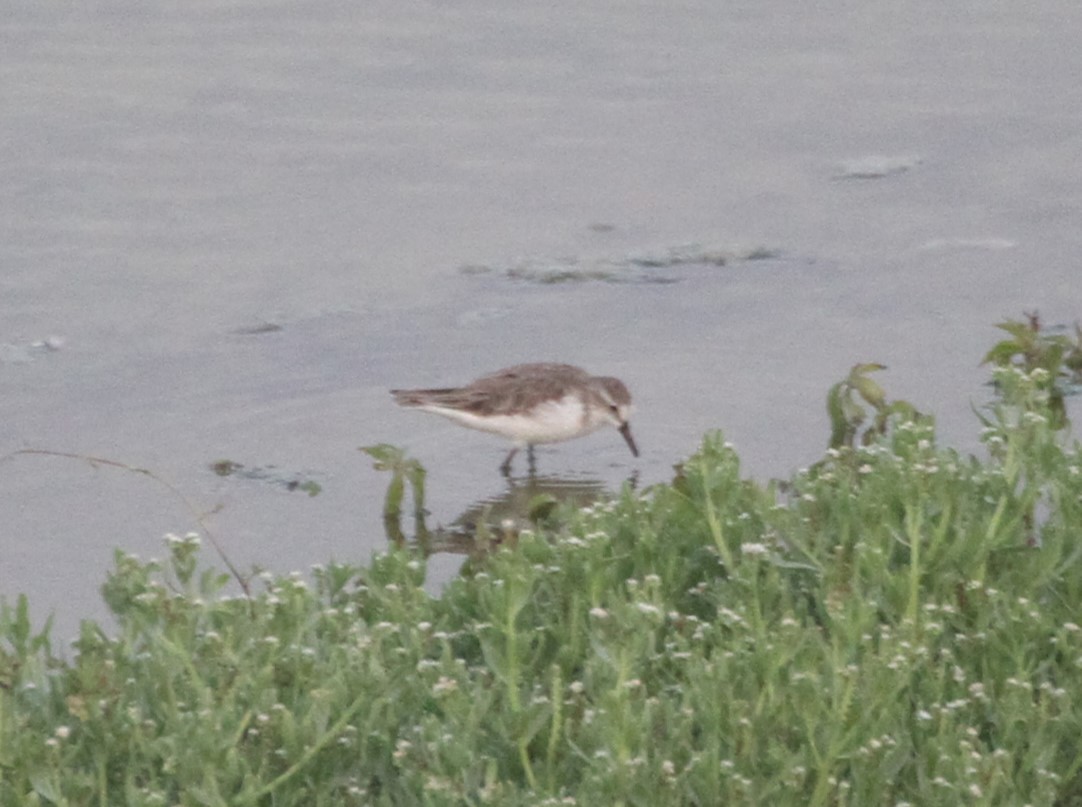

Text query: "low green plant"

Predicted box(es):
[361, 444, 429, 547]
[981, 311, 1082, 431]
[825, 363, 929, 450]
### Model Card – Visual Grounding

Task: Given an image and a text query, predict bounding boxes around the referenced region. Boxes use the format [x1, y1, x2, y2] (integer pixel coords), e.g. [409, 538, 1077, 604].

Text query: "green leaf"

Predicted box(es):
[853, 374, 887, 410]
[384, 474, 405, 520]
[361, 443, 405, 470]
[826, 381, 849, 449]
[994, 319, 1036, 343]
[981, 339, 1022, 366]
[849, 362, 887, 377]
[29, 769, 61, 803]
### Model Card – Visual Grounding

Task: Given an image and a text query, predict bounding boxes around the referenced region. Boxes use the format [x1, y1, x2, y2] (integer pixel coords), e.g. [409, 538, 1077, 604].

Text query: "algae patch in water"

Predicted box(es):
[210, 459, 323, 496]
[459, 243, 781, 285]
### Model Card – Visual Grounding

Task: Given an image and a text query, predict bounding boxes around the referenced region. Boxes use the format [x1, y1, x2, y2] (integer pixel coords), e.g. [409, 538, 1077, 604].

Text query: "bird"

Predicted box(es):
[391, 362, 638, 474]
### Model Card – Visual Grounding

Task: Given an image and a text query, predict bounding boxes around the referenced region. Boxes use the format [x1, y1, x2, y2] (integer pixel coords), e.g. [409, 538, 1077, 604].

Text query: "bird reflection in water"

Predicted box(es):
[380, 470, 639, 561]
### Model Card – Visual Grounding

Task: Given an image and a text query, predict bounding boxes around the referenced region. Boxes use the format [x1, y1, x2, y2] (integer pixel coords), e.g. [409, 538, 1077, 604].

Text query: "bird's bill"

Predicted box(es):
[618, 422, 639, 457]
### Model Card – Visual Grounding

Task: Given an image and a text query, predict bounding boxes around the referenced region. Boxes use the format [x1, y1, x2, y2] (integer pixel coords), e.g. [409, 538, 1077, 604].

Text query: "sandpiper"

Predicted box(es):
[391, 363, 638, 474]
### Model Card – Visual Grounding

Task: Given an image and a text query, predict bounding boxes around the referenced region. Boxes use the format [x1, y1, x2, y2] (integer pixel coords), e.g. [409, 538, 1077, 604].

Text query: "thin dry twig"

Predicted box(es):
[3, 448, 251, 598]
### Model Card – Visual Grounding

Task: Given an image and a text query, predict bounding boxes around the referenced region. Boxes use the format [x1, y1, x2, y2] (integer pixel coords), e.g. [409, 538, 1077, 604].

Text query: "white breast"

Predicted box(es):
[419, 394, 604, 446]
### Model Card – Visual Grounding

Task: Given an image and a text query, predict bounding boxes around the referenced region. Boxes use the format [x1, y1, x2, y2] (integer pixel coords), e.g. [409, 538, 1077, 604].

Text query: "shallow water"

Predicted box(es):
[3, 0, 1081, 640]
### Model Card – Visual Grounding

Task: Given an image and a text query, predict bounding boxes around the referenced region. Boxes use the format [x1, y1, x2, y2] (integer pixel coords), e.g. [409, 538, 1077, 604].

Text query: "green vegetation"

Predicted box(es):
[3, 317, 1082, 805]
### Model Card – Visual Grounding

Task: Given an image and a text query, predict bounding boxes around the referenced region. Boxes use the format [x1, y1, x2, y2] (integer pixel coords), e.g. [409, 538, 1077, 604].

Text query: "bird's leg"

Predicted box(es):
[527, 445, 537, 476]
[500, 447, 519, 477]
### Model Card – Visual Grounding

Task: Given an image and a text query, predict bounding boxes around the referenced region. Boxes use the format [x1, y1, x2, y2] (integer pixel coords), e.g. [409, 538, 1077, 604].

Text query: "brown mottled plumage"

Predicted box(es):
[392, 363, 637, 474]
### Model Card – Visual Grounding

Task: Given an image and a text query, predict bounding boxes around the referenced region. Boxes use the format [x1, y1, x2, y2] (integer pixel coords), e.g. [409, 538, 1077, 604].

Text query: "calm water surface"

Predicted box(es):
[3, 0, 1081, 639]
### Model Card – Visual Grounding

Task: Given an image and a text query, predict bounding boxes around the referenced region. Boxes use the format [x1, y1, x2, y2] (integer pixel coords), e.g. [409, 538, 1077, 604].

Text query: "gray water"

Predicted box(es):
[3, 0, 1081, 641]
